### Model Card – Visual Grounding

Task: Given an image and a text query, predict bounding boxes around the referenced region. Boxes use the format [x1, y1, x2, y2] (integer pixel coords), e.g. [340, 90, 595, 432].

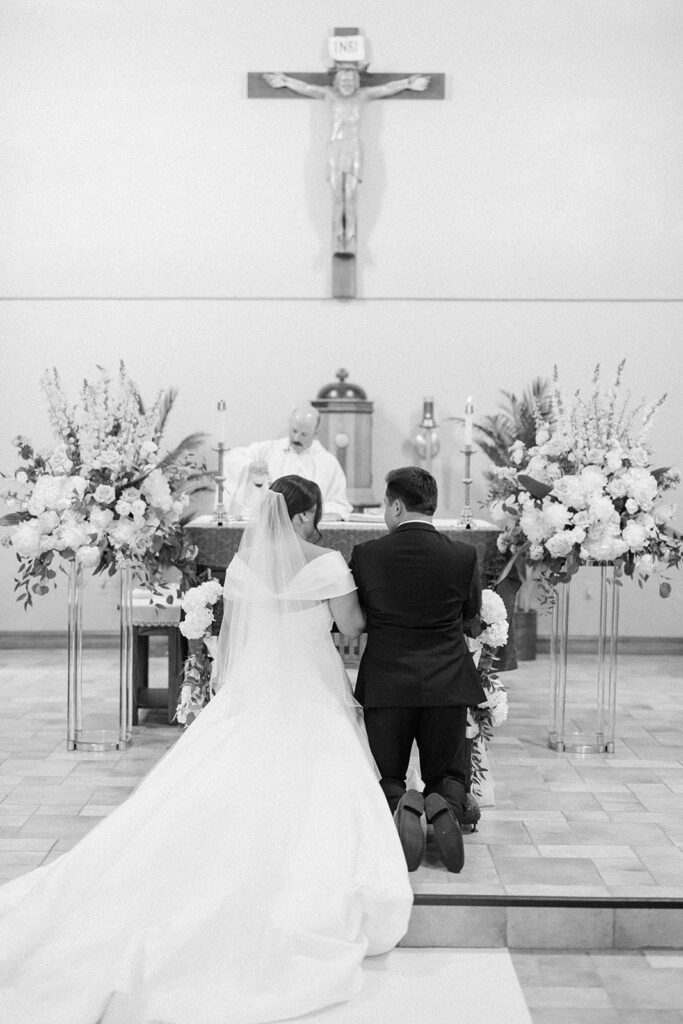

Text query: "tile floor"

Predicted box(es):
[0, 646, 682, 1021]
[413, 651, 683, 900]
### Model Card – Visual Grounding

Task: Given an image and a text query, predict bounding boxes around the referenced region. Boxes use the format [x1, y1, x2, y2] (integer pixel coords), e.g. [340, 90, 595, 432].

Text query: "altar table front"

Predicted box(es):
[184, 517, 500, 573]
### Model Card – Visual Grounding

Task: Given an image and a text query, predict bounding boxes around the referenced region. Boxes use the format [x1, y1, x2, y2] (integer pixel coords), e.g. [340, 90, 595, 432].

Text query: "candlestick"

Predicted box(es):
[212, 442, 227, 526]
[460, 444, 475, 529]
[464, 396, 474, 447]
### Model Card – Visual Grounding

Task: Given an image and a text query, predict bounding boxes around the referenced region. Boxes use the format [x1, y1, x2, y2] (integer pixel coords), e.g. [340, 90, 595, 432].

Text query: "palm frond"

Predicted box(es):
[155, 432, 207, 471]
[475, 378, 555, 469]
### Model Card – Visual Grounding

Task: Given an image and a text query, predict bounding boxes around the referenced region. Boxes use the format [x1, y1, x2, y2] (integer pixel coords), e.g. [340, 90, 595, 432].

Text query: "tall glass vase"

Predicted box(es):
[548, 561, 620, 754]
[66, 561, 134, 751]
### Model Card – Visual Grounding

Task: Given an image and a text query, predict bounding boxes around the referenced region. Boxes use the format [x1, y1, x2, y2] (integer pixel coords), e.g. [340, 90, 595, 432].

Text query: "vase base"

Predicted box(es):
[547, 730, 614, 755]
[67, 730, 132, 752]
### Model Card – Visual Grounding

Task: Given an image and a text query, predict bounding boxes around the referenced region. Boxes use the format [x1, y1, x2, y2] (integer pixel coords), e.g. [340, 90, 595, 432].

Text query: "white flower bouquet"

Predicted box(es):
[176, 579, 223, 725]
[1, 363, 208, 607]
[465, 586, 510, 804]
[490, 362, 683, 599]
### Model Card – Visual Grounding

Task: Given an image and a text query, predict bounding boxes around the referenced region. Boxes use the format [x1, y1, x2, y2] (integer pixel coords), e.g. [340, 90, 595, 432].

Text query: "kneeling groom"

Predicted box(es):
[349, 467, 484, 873]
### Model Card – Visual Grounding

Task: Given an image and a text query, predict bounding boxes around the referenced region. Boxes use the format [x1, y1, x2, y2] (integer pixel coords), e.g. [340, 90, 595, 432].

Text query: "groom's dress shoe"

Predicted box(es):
[425, 793, 464, 873]
[393, 790, 425, 872]
[459, 793, 481, 832]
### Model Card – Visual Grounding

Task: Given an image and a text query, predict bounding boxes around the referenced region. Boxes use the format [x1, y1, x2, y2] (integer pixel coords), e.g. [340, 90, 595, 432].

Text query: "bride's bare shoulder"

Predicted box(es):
[299, 540, 337, 563]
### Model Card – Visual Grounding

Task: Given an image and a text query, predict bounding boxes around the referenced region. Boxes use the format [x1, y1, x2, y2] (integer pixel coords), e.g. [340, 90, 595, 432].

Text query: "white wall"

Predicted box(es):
[1, 1, 682, 637]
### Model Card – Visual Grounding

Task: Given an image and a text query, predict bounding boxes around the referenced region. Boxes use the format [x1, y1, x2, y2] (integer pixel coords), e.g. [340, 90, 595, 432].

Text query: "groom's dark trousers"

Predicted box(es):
[349, 522, 484, 819]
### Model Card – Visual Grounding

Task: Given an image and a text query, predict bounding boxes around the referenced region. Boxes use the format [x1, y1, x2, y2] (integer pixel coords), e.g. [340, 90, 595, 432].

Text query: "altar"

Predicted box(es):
[184, 516, 500, 573]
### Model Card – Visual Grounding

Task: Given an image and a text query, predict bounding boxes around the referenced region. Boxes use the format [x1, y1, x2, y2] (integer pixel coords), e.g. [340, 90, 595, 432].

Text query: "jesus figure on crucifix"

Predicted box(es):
[262, 65, 430, 255]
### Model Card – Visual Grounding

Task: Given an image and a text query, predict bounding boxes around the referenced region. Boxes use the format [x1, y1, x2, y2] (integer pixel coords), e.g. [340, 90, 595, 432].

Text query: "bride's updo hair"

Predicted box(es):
[270, 475, 323, 535]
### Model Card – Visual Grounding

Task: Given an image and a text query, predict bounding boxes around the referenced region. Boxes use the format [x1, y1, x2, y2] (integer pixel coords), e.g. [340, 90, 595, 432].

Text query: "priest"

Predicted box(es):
[225, 404, 353, 519]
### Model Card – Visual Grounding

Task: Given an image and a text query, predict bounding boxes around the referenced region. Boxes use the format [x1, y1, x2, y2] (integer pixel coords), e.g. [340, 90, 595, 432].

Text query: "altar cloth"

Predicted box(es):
[185, 518, 500, 570]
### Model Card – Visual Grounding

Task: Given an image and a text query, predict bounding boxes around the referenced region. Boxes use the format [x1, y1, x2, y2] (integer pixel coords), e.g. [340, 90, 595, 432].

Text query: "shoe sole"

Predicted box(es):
[394, 790, 425, 872]
[425, 794, 464, 873]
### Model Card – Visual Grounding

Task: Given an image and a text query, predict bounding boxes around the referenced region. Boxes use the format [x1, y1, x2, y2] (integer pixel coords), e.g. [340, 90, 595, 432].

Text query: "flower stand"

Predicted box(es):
[66, 562, 134, 751]
[548, 561, 620, 754]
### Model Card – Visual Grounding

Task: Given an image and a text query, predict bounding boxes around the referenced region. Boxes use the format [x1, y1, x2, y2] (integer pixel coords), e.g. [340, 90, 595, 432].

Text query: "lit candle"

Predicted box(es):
[216, 399, 226, 447]
[464, 396, 473, 446]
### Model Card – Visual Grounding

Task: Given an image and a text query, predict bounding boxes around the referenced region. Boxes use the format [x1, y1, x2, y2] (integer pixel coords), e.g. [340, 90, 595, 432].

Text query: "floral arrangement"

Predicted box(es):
[489, 362, 682, 599]
[467, 588, 509, 796]
[0, 363, 207, 607]
[175, 579, 223, 725]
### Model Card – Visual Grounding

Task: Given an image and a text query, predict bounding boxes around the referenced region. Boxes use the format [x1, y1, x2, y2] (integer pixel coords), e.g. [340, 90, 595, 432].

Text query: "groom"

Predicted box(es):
[349, 467, 484, 873]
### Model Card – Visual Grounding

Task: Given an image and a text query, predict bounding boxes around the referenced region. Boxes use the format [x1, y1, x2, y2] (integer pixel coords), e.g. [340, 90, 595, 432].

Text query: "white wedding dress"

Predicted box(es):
[0, 498, 413, 1024]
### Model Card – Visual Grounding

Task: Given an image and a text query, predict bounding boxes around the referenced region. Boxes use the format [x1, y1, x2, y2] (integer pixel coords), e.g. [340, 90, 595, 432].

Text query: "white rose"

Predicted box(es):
[607, 477, 627, 499]
[625, 498, 639, 515]
[586, 448, 606, 466]
[60, 523, 93, 552]
[89, 507, 115, 533]
[635, 553, 655, 575]
[588, 494, 619, 525]
[629, 446, 650, 468]
[543, 499, 572, 532]
[525, 455, 550, 480]
[520, 507, 549, 543]
[68, 476, 88, 501]
[130, 499, 147, 520]
[621, 521, 648, 551]
[579, 465, 607, 498]
[636, 512, 655, 532]
[49, 444, 74, 475]
[605, 448, 624, 472]
[552, 476, 586, 509]
[509, 440, 526, 466]
[38, 510, 60, 532]
[622, 467, 658, 508]
[141, 469, 173, 512]
[75, 544, 101, 568]
[94, 447, 122, 471]
[581, 526, 628, 562]
[564, 525, 587, 546]
[139, 440, 158, 460]
[115, 498, 133, 517]
[545, 532, 576, 558]
[544, 462, 562, 481]
[108, 519, 137, 548]
[94, 484, 116, 504]
[544, 436, 568, 457]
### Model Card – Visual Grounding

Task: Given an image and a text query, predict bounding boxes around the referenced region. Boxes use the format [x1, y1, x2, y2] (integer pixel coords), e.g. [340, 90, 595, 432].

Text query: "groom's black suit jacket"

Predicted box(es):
[349, 521, 485, 708]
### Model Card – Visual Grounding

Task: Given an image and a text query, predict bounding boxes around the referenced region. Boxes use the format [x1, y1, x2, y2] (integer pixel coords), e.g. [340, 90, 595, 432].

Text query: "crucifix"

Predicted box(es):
[248, 29, 444, 298]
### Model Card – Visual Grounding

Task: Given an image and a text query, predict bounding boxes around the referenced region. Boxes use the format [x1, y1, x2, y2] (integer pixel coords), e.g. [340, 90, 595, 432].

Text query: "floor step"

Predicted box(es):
[402, 895, 683, 949]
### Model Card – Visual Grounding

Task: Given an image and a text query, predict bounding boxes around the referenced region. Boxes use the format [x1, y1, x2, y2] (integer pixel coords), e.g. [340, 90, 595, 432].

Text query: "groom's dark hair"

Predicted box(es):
[385, 467, 437, 515]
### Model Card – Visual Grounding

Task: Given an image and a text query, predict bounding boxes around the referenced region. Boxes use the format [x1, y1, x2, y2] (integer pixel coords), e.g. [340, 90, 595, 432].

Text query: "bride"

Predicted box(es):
[0, 475, 413, 1024]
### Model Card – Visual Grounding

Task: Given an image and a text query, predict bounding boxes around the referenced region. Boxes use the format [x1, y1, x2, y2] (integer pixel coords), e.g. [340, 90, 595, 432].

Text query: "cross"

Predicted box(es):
[248, 28, 445, 298]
